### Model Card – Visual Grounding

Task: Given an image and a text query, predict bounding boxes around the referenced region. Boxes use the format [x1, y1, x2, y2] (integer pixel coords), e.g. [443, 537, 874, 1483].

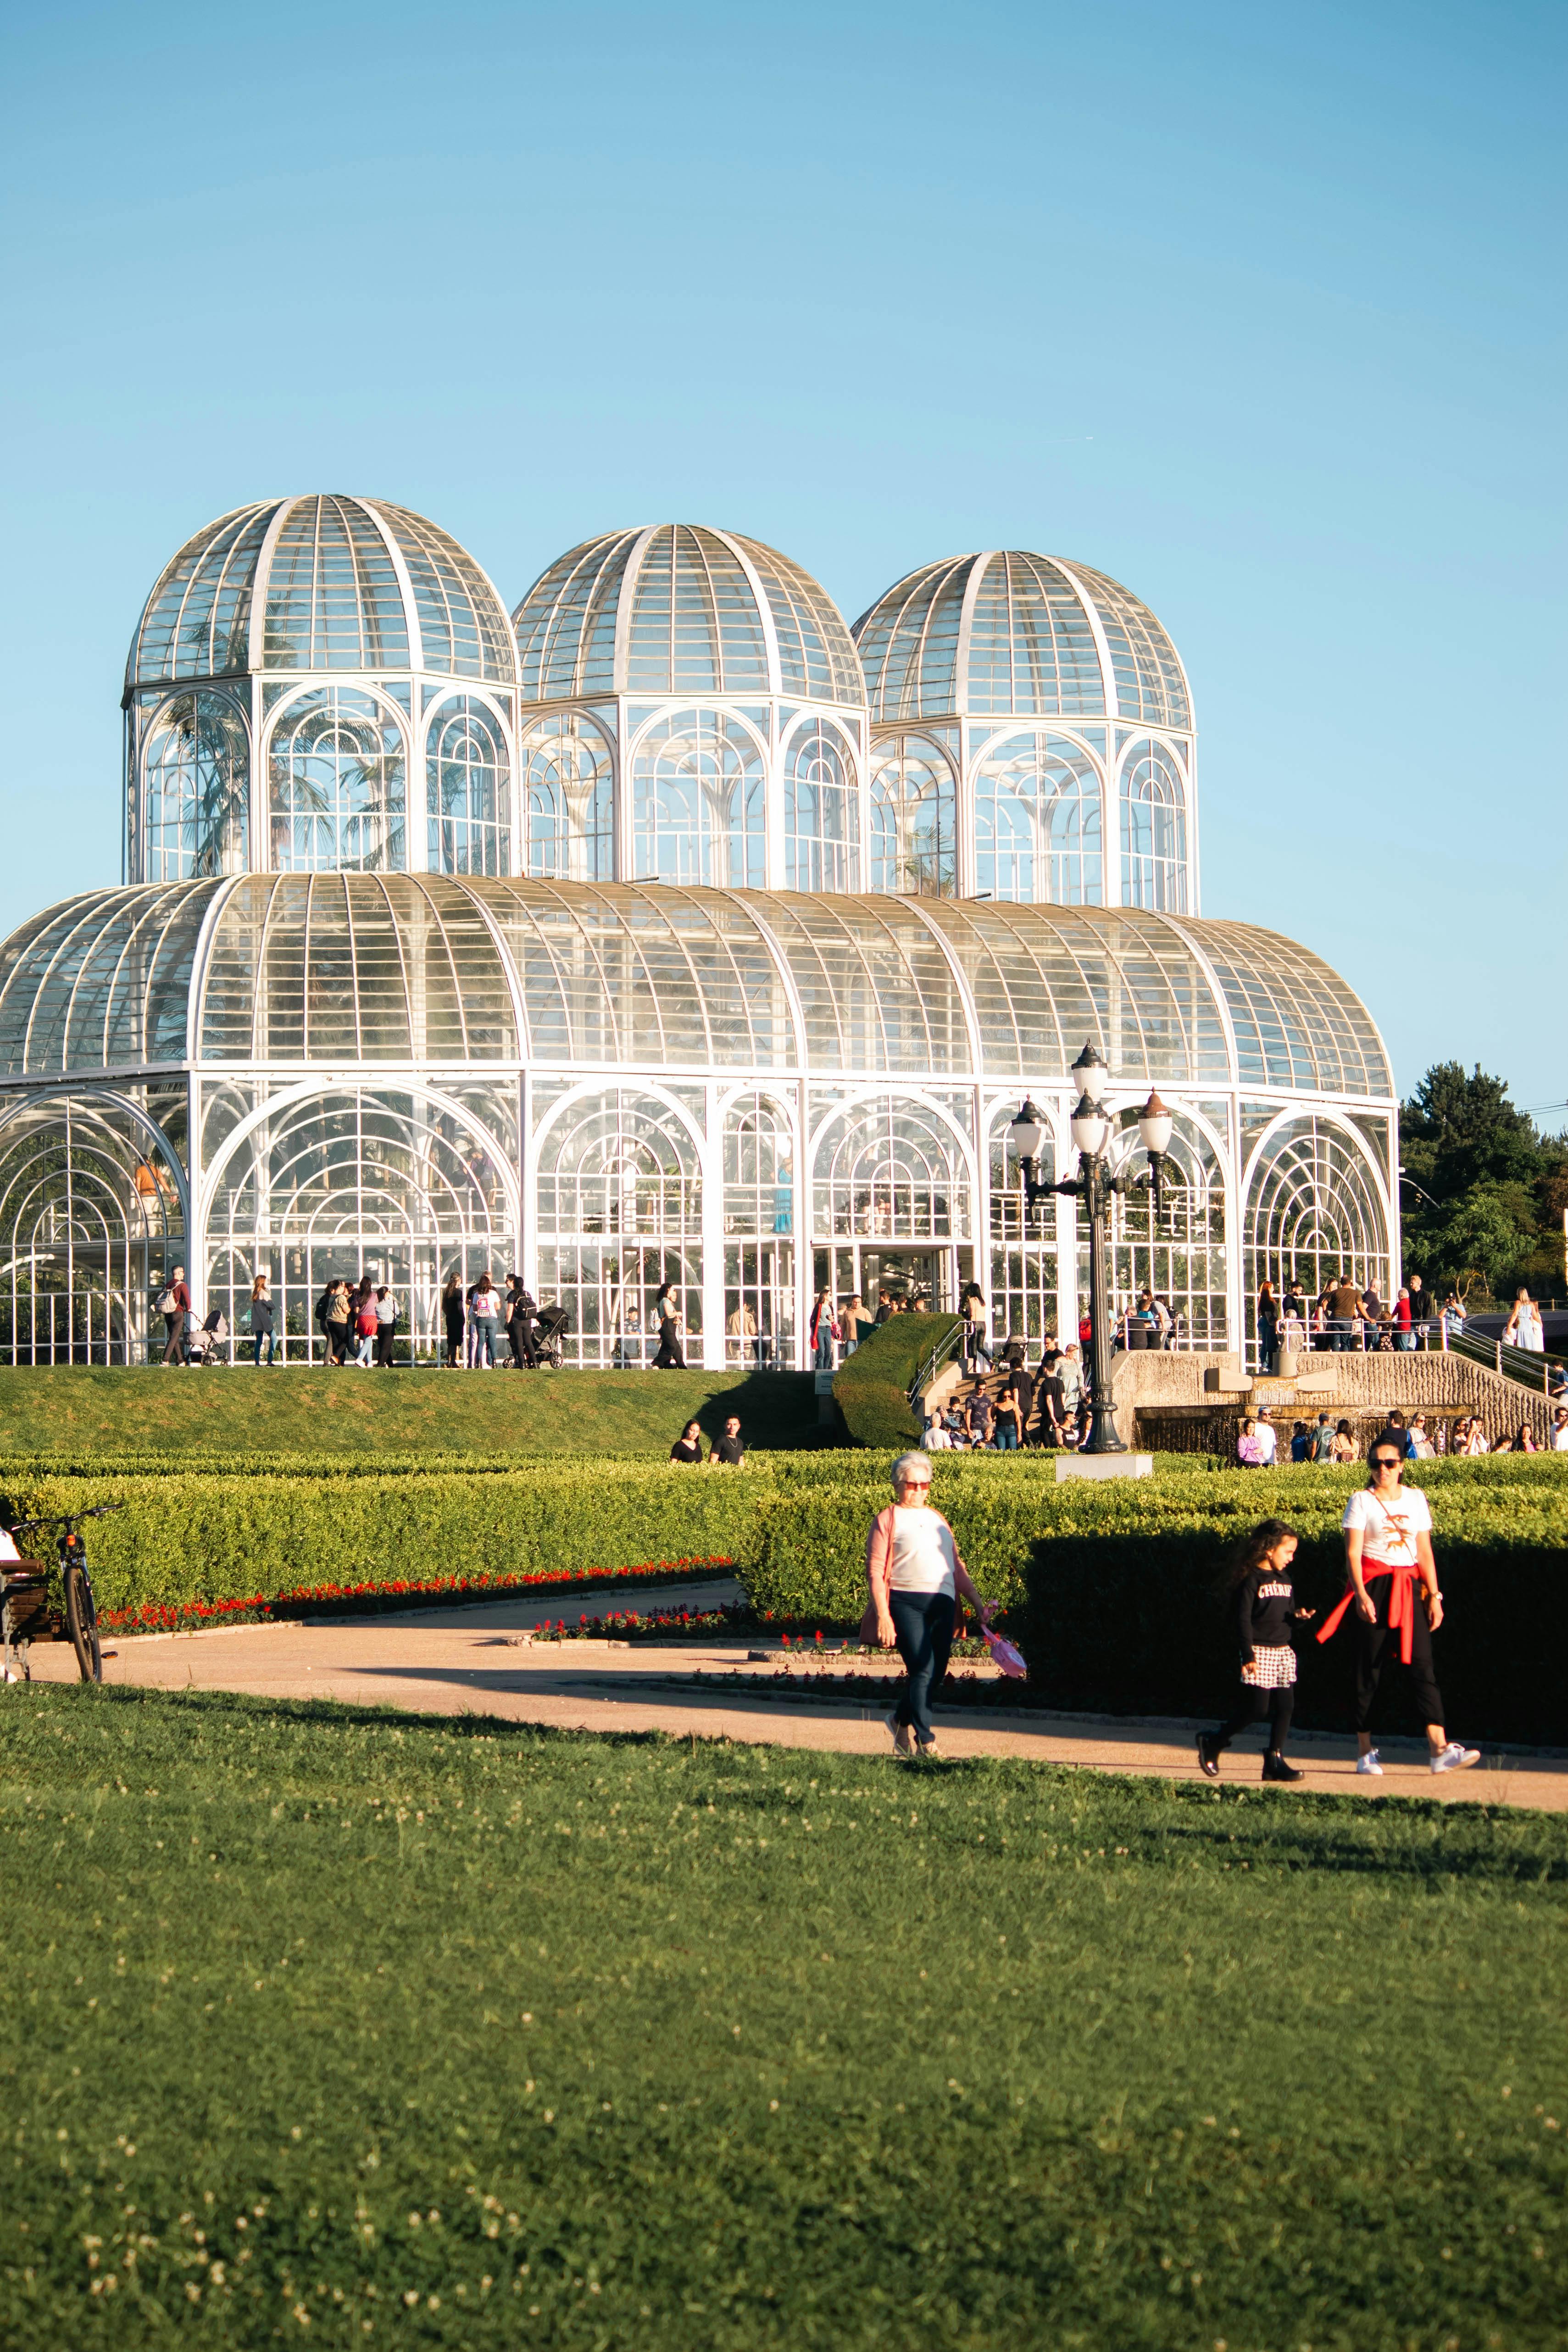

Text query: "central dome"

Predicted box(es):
[125, 495, 517, 691]
[511, 524, 865, 707]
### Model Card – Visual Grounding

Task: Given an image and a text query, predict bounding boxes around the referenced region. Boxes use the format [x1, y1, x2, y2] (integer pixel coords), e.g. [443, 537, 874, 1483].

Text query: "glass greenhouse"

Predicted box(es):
[0, 497, 1397, 1364]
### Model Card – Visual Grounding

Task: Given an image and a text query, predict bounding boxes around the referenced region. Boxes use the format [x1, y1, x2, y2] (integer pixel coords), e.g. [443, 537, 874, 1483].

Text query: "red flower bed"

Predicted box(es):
[99, 1557, 736, 1636]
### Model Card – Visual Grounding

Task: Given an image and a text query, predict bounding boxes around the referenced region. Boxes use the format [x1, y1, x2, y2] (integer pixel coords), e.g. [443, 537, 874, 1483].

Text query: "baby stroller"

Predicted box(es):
[185, 1308, 229, 1366]
[530, 1303, 569, 1369]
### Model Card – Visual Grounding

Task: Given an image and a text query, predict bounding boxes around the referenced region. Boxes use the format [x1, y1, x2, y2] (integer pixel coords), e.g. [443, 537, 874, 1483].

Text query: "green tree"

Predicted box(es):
[1399, 1064, 1567, 1302]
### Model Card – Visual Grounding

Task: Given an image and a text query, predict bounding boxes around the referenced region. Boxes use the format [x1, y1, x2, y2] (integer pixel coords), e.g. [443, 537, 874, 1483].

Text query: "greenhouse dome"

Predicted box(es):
[0, 491, 1399, 1369]
[855, 551, 1197, 915]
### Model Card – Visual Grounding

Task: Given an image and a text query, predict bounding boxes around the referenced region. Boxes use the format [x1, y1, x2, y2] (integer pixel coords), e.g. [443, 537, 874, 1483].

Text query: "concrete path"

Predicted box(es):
[26, 1579, 1565, 1812]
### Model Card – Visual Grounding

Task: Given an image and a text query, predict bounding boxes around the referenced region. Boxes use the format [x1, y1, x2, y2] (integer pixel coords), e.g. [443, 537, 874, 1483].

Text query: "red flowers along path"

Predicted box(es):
[100, 1558, 737, 1636]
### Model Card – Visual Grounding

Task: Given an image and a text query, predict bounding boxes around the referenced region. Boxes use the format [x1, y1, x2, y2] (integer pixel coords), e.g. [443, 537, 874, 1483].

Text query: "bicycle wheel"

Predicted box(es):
[65, 1564, 102, 1683]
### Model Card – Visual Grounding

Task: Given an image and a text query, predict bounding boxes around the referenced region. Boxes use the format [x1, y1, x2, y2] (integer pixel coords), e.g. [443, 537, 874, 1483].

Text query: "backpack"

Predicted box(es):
[154, 1287, 175, 1315]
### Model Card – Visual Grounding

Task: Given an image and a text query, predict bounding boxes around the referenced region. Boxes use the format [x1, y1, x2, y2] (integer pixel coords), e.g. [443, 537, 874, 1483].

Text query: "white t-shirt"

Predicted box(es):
[1255, 1421, 1278, 1464]
[1342, 1485, 1432, 1566]
[888, 1505, 956, 1597]
[1552, 1422, 1568, 1452]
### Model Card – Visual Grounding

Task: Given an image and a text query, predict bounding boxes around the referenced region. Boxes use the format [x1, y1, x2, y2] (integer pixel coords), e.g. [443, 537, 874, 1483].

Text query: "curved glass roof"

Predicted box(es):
[0, 879, 1390, 1099]
[512, 525, 865, 708]
[854, 550, 1191, 730]
[127, 496, 516, 690]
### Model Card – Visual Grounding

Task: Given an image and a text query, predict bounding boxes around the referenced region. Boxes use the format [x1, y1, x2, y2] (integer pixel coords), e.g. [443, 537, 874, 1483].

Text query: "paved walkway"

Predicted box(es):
[28, 1579, 1566, 1811]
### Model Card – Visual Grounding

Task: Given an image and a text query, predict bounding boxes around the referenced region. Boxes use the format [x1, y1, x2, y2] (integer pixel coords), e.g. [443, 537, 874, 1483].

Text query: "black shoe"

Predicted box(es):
[1196, 1733, 1221, 1779]
[1262, 1751, 1303, 1783]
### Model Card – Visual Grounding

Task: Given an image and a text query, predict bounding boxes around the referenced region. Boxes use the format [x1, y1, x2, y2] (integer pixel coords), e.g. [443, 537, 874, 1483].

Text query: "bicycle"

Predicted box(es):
[2, 1505, 120, 1684]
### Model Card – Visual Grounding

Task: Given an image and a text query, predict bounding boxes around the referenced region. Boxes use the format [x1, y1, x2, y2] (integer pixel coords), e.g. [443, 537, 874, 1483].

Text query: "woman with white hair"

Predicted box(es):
[864, 1451, 991, 1759]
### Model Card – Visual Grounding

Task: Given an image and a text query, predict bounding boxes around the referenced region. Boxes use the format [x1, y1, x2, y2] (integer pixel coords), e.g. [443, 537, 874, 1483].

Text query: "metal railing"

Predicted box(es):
[1443, 1320, 1567, 1397]
[907, 1319, 966, 1406]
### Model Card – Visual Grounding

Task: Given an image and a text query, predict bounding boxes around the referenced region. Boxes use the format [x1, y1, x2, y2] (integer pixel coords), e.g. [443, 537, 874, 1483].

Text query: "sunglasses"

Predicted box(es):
[900, 1479, 931, 1491]
[1371, 1456, 1401, 1471]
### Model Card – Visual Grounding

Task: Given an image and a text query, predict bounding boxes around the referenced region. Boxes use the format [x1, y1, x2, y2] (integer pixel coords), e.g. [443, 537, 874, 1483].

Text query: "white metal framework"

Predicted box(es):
[0, 875, 1396, 1364]
[0, 498, 1395, 1364]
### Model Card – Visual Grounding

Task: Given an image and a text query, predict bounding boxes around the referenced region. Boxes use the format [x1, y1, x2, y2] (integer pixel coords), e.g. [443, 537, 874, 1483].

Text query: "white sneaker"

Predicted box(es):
[1431, 1742, 1481, 1774]
[1356, 1749, 1384, 1775]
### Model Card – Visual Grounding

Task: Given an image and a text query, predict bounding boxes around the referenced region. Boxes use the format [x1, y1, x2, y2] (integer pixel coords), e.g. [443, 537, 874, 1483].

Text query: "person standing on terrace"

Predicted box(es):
[866, 1453, 991, 1761]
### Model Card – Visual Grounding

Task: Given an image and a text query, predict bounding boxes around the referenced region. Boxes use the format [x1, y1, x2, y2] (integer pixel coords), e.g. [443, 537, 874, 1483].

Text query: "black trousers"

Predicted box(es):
[653, 1319, 686, 1370]
[443, 1319, 465, 1366]
[1354, 1582, 1445, 1730]
[375, 1326, 395, 1368]
[1214, 1685, 1294, 1749]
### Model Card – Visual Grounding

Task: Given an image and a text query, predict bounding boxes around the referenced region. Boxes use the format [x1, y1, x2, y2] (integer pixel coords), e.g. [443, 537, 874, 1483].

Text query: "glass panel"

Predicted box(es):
[784, 717, 859, 893]
[513, 532, 634, 702]
[130, 503, 272, 684]
[373, 501, 515, 683]
[626, 527, 768, 696]
[852, 559, 967, 723]
[520, 712, 614, 882]
[1198, 924, 1392, 1099]
[534, 1087, 703, 1367]
[966, 553, 1106, 717]
[268, 687, 406, 873]
[1102, 1114, 1229, 1348]
[1066, 561, 1190, 728]
[142, 691, 250, 880]
[631, 708, 765, 888]
[427, 696, 511, 876]
[868, 736, 956, 896]
[732, 534, 864, 706]
[261, 496, 410, 672]
[1119, 740, 1188, 912]
[0, 1094, 184, 1363]
[973, 730, 1103, 905]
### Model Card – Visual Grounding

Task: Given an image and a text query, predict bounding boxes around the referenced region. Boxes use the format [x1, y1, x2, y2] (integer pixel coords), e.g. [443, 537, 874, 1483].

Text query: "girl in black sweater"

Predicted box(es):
[1197, 1519, 1314, 1784]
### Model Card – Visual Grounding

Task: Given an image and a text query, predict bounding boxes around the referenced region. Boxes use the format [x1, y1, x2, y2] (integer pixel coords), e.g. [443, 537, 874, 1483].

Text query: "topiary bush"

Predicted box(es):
[831, 1312, 961, 1448]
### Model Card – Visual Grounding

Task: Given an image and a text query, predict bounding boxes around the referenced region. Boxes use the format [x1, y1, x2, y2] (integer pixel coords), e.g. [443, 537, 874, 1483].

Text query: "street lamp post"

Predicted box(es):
[1008, 1045, 1174, 1456]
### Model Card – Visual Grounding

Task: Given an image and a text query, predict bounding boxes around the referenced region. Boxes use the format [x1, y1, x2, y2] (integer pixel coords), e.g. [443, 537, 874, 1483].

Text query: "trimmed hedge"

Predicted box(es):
[832, 1312, 960, 1447]
[741, 1456, 1568, 1748]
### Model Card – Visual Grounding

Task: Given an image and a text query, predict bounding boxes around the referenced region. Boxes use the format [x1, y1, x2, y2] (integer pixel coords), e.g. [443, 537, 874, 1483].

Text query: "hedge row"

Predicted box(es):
[6, 1464, 763, 1619]
[740, 1458, 1568, 1747]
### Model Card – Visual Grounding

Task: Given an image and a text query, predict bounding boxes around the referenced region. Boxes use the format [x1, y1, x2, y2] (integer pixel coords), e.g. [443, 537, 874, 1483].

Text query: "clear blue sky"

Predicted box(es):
[3, 0, 1562, 1116]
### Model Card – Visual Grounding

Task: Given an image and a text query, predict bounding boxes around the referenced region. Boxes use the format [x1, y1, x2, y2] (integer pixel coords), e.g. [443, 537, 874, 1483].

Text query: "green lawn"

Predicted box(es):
[2, 1690, 1563, 2348]
[0, 1366, 821, 1459]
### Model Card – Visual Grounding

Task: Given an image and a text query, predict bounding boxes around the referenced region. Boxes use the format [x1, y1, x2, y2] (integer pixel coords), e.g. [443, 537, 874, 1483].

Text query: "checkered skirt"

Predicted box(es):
[1240, 1645, 1297, 1690]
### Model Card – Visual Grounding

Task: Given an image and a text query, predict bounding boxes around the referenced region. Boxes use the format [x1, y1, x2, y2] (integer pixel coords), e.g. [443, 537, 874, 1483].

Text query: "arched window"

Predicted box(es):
[534, 1089, 702, 1366]
[268, 688, 405, 873]
[426, 696, 510, 875]
[142, 692, 249, 879]
[785, 718, 860, 893]
[868, 739, 955, 895]
[0, 1096, 183, 1364]
[812, 1098, 968, 1240]
[520, 712, 615, 881]
[1245, 1117, 1391, 1366]
[203, 1087, 514, 1360]
[1119, 740, 1186, 912]
[972, 732, 1103, 904]
[631, 709, 764, 888]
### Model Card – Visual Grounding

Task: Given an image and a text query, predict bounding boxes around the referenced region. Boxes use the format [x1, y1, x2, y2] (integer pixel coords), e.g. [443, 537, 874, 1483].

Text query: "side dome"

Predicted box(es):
[853, 550, 1190, 730]
[511, 524, 865, 707]
[126, 495, 517, 691]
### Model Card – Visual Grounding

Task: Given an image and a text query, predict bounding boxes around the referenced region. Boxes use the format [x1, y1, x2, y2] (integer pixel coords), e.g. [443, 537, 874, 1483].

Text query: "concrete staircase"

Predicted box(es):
[1112, 1346, 1560, 1452]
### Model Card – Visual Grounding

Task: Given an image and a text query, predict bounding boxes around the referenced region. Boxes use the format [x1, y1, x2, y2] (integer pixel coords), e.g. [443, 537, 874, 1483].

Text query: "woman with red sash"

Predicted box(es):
[1318, 1436, 1479, 1776]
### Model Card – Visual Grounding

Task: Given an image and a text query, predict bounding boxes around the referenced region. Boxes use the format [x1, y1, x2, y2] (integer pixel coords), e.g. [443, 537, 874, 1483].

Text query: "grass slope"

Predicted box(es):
[1, 1687, 1563, 2348]
[0, 1366, 821, 1459]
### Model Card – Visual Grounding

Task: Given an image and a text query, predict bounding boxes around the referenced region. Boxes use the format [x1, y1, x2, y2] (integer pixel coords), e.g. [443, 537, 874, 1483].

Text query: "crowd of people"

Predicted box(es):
[1240, 1401, 1567, 1460]
[1254, 1274, 1553, 1364]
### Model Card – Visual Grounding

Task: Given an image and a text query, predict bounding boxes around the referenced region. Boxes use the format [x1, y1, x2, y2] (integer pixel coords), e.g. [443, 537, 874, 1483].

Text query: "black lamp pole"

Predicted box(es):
[1009, 1047, 1174, 1457]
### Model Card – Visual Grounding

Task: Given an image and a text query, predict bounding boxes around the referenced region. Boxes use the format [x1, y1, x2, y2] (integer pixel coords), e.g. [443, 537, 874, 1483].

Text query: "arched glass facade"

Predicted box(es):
[0, 874, 1396, 1364]
[2, 499, 1392, 1365]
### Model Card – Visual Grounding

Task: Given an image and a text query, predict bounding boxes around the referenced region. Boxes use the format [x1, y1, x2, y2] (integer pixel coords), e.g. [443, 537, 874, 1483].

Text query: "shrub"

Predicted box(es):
[831, 1312, 960, 1447]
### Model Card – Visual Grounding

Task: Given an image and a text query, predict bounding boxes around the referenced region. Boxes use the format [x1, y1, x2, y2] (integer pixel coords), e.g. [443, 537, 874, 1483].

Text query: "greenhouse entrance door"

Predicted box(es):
[817, 1247, 953, 1314]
